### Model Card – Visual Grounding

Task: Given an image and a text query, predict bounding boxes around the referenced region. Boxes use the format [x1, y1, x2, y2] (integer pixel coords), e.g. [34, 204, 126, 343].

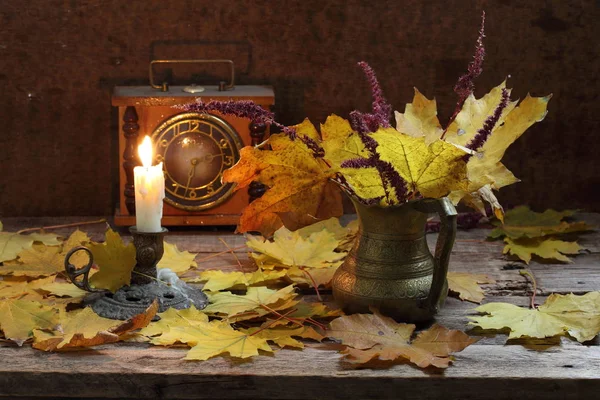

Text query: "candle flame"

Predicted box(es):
[138, 136, 153, 168]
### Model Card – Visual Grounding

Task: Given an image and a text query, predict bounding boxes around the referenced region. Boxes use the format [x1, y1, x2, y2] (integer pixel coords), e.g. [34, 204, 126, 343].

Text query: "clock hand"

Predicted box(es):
[183, 158, 198, 197]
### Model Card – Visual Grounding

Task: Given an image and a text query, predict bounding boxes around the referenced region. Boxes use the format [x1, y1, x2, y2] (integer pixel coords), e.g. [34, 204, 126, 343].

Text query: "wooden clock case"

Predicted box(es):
[112, 84, 274, 227]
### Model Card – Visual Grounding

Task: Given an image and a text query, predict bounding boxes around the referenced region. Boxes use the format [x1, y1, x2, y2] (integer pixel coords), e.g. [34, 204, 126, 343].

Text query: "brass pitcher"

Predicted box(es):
[332, 197, 457, 322]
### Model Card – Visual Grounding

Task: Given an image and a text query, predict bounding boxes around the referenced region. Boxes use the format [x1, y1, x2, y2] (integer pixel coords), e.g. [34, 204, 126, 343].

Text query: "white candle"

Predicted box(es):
[134, 136, 165, 232]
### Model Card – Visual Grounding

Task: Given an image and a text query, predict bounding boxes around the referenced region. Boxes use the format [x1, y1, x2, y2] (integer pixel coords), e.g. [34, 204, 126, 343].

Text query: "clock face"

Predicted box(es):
[152, 112, 243, 210]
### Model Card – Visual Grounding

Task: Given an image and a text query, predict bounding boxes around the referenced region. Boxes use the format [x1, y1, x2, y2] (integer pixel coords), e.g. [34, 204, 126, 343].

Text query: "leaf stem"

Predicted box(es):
[16, 218, 107, 234]
[519, 269, 538, 309]
[298, 267, 322, 302]
[195, 244, 248, 263]
[260, 304, 304, 328]
[249, 308, 297, 336]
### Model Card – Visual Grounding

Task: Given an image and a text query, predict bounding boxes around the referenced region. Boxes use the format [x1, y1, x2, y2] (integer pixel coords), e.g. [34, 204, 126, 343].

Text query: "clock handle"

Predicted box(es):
[64, 246, 102, 293]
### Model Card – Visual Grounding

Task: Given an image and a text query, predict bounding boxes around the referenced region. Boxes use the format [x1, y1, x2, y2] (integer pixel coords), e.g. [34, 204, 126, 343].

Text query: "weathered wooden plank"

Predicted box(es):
[0, 343, 597, 399]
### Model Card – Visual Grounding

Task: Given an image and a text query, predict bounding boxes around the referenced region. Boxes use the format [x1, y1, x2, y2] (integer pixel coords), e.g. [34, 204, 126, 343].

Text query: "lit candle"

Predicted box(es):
[134, 136, 165, 232]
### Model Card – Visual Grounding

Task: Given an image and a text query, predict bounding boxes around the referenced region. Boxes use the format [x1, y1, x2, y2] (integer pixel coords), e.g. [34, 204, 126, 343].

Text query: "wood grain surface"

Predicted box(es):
[0, 215, 599, 399]
[0, 0, 598, 217]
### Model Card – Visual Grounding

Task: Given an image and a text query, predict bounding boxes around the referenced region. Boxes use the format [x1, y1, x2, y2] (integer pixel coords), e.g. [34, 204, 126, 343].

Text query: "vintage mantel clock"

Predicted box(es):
[112, 60, 275, 226]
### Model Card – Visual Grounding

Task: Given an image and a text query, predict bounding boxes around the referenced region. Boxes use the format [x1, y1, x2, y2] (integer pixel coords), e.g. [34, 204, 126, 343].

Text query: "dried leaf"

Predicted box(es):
[469, 292, 600, 342]
[242, 326, 324, 349]
[193, 269, 287, 291]
[223, 120, 343, 236]
[157, 241, 198, 274]
[503, 237, 582, 264]
[286, 265, 338, 288]
[248, 225, 346, 270]
[327, 312, 475, 368]
[0, 299, 59, 345]
[372, 128, 469, 199]
[489, 206, 595, 239]
[140, 305, 208, 338]
[0, 231, 61, 263]
[33, 301, 157, 351]
[1, 245, 64, 277]
[88, 229, 136, 292]
[204, 285, 298, 319]
[447, 271, 495, 303]
[394, 88, 444, 144]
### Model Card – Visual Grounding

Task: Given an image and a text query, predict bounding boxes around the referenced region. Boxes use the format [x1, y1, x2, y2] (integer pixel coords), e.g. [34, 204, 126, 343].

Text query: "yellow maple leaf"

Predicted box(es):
[58, 229, 91, 269]
[242, 326, 324, 349]
[140, 305, 208, 338]
[469, 292, 600, 342]
[157, 241, 197, 274]
[33, 301, 157, 351]
[447, 272, 495, 304]
[503, 237, 582, 264]
[394, 88, 444, 144]
[0, 299, 59, 345]
[489, 206, 595, 239]
[247, 224, 346, 270]
[204, 285, 298, 320]
[151, 321, 273, 360]
[223, 120, 343, 236]
[38, 280, 89, 299]
[193, 269, 287, 292]
[320, 115, 388, 202]
[1, 244, 64, 278]
[372, 127, 468, 199]
[285, 265, 339, 288]
[0, 231, 61, 263]
[88, 229, 136, 292]
[448, 89, 551, 213]
[327, 311, 476, 368]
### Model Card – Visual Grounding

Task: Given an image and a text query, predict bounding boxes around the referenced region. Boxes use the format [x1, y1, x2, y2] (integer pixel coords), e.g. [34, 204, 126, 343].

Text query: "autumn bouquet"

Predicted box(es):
[185, 15, 550, 236]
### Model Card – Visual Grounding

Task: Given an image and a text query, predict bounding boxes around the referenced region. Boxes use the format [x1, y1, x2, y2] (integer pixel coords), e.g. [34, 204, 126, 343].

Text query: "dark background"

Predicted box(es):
[0, 0, 598, 217]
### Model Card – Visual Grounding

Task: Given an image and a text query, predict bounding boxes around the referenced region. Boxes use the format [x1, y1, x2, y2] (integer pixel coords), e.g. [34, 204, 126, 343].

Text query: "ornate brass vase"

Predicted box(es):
[332, 197, 457, 322]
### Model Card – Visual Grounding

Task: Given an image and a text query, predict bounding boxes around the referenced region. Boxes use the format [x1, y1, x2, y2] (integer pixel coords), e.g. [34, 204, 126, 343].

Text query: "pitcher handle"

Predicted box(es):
[414, 198, 457, 313]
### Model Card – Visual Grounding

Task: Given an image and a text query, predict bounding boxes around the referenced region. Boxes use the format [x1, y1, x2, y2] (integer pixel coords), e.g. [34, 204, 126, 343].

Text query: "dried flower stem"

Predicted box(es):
[442, 11, 486, 139]
[16, 218, 107, 234]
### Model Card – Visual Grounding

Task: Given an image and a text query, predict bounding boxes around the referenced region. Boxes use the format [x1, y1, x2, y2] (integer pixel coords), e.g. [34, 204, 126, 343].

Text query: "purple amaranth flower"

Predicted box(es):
[463, 87, 510, 161]
[181, 99, 298, 139]
[300, 135, 325, 158]
[349, 62, 392, 133]
[340, 157, 372, 169]
[442, 11, 486, 138]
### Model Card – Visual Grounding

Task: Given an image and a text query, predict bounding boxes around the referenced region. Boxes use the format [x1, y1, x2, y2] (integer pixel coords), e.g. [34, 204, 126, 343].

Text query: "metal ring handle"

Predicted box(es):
[149, 59, 235, 91]
[414, 197, 457, 313]
[64, 246, 100, 293]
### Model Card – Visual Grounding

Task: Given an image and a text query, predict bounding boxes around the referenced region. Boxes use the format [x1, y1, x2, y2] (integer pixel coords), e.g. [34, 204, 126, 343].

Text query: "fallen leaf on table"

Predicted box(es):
[447, 272, 496, 303]
[204, 285, 298, 320]
[503, 237, 583, 264]
[150, 320, 272, 360]
[222, 120, 343, 236]
[88, 229, 136, 293]
[38, 280, 89, 299]
[327, 311, 476, 368]
[469, 291, 600, 342]
[242, 326, 324, 349]
[0, 299, 59, 345]
[260, 300, 343, 329]
[58, 229, 91, 268]
[1, 245, 64, 278]
[247, 220, 347, 270]
[33, 300, 158, 351]
[157, 241, 197, 274]
[192, 269, 287, 291]
[286, 265, 339, 288]
[0, 231, 61, 263]
[140, 305, 208, 338]
[489, 206, 595, 239]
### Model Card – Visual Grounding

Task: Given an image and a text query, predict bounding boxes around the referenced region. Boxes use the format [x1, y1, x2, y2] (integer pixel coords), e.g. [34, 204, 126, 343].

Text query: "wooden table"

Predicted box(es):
[1, 216, 599, 400]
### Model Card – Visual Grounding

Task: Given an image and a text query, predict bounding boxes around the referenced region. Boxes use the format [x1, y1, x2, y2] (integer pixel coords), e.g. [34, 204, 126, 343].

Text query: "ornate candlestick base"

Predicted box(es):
[65, 227, 208, 320]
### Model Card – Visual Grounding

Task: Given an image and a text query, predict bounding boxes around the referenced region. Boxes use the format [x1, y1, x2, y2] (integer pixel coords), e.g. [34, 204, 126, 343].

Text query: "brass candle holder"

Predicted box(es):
[64, 227, 208, 320]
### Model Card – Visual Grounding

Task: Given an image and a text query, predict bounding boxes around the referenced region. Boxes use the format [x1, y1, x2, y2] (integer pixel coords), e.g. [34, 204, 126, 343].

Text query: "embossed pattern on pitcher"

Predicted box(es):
[332, 198, 456, 322]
